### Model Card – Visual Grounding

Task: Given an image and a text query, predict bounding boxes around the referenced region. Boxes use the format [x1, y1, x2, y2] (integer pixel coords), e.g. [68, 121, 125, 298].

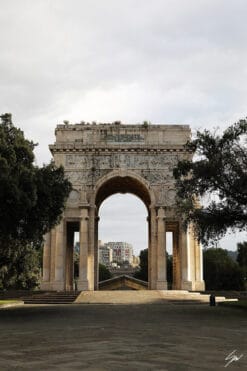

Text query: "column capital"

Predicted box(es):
[156, 207, 166, 220]
[156, 206, 165, 217]
[80, 208, 89, 218]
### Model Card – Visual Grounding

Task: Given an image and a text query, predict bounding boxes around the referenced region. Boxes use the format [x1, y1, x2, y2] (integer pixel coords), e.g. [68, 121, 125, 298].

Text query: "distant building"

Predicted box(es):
[132, 255, 140, 268]
[104, 242, 134, 265]
[98, 244, 113, 267]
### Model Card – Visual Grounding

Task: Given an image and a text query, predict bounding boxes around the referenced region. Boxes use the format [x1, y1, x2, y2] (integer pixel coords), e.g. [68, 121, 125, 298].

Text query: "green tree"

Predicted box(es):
[99, 264, 113, 281]
[237, 241, 247, 267]
[237, 241, 247, 286]
[134, 249, 148, 281]
[173, 119, 247, 244]
[203, 248, 245, 290]
[0, 113, 72, 289]
[0, 241, 41, 290]
[134, 249, 173, 283]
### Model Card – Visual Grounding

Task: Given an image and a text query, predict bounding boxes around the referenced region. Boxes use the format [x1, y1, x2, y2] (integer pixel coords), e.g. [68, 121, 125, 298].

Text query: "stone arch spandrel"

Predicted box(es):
[92, 169, 156, 209]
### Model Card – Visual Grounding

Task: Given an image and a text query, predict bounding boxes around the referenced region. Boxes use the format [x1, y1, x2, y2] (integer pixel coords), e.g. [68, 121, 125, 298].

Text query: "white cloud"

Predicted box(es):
[1, 0, 246, 250]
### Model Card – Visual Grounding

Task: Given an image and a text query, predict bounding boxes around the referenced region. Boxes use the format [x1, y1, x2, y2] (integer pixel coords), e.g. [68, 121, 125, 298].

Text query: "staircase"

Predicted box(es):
[75, 290, 237, 305]
[23, 291, 80, 304]
[23, 290, 237, 305]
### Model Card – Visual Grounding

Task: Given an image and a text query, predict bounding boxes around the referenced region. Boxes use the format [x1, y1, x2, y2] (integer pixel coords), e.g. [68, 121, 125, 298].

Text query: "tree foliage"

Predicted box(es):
[0, 113, 72, 245]
[0, 241, 41, 290]
[237, 241, 247, 284]
[203, 248, 245, 290]
[134, 249, 148, 281]
[134, 249, 173, 283]
[174, 119, 247, 244]
[237, 241, 247, 268]
[0, 113, 72, 289]
[98, 264, 113, 282]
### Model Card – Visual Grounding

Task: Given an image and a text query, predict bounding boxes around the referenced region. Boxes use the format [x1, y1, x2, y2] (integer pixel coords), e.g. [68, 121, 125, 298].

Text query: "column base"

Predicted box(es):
[40, 281, 51, 291]
[194, 280, 205, 291]
[181, 281, 193, 291]
[181, 280, 205, 291]
[40, 281, 65, 291]
[77, 280, 89, 291]
[156, 280, 168, 290]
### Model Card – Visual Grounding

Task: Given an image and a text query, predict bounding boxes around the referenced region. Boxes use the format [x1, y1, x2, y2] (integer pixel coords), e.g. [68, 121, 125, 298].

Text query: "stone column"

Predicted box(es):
[156, 207, 167, 290]
[172, 228, 181, 289]
[149, 206, 157, 289]
[40, 232, 51, 290]
[65, 225, 74, 291]
[94, 216, 99, 290]
[180, 222, 193, 290]
[49, 228, 56, 284]
[54, 220, 66, 291]
[77, 209, 89, 290]
[189, 224, 205, 291]
[87, 206, 96, 290]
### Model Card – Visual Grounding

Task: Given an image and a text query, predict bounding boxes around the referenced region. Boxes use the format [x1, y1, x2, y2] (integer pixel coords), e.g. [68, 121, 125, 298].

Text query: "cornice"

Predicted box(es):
[49, 144, 191, 154]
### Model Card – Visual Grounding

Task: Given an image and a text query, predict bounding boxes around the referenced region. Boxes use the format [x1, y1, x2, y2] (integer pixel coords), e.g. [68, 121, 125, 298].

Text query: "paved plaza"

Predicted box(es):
[0, 303, 246, 370]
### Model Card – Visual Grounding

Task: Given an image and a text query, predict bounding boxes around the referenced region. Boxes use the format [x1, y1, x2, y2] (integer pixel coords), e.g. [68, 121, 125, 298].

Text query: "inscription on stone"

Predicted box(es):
[105, 134, 144, 143]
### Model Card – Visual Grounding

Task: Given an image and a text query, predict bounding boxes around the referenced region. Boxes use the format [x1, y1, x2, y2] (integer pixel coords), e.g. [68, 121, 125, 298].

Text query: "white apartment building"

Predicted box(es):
[98, 245, 113, 267]
[104, 242, 134, 265]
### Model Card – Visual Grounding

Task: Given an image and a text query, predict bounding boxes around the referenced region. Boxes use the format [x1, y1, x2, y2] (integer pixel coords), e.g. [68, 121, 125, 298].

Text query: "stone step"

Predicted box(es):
[75, 291, 235, 305]
[23, 291, 237, 305]
[23, 291, 80, 304]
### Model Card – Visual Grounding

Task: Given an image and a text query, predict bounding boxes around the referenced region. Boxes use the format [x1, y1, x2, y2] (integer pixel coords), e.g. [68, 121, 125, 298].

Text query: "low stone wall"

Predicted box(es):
[0, 290, 48, 299]
[198, 291, 247, 299]
[99, 275, 148, 290]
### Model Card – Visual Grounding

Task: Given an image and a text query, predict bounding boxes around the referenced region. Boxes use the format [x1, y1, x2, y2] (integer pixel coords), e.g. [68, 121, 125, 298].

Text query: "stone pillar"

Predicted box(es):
[94, 216, 99, 290]
[65, 224, 74, 291]
[77, 209, 89, 290]
[172, 228, 181, 289]
[88, 206, 96, 290]
[180, 222, 205, 291]
[49, 228, 56, 284]
[189, 224, 205, 291]
[149, 206, 157, 289]
[156, 207, 167, 290]
[180, 223, 193, 290]
[53, 220, 66, 291]
[40, 232, 51, 290]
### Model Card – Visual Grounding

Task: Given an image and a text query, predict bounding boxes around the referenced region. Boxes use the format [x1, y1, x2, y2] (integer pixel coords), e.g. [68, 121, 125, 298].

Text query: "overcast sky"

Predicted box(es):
[1, 0, 246, 252]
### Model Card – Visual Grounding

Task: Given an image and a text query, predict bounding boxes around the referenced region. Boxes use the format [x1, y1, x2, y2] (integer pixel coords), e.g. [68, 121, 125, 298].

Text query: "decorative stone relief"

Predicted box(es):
[67, 190, 80, 203]
[65, 153, 179, 172]
[166, 189, 176, 206]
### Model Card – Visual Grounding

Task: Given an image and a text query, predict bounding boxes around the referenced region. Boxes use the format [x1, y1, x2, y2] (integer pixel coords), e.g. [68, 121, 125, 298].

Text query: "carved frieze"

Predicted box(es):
[65, 153, 179, 172]
[64, 151, 180, 189]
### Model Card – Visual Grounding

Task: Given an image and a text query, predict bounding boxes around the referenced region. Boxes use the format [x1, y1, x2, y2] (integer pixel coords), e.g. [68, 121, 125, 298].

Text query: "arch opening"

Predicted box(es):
[94, 175, 151, 290]
[95, 175, 152, 210]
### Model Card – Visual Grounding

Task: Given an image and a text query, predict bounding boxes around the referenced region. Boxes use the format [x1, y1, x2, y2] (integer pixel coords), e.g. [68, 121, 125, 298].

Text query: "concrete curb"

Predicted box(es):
[0, 301, 24, 309]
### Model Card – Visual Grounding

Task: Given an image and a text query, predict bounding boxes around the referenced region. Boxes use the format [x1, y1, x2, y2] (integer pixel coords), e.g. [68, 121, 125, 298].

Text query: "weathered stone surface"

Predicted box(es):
[41, 122, 205, 292]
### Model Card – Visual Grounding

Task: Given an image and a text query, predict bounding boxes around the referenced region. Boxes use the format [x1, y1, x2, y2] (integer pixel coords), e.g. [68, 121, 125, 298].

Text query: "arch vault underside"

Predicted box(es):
[41, 122, 205, 291]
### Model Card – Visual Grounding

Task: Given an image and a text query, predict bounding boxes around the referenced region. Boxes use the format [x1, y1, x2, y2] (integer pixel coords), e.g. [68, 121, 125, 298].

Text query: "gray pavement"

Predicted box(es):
[0, 303, 246, 370]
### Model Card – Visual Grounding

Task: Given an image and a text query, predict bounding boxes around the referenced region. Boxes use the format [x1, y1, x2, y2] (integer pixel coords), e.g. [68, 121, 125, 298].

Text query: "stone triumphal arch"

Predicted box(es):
[41, 122, 205, 292]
